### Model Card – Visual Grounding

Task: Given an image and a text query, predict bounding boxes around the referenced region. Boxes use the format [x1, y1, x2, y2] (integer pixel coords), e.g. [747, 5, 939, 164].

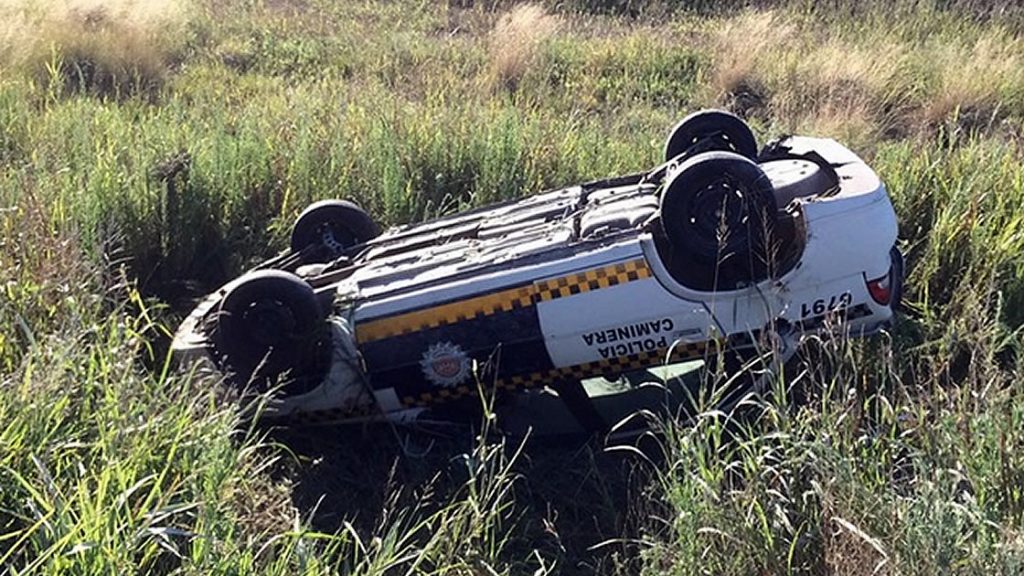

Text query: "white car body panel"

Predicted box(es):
[171, 132, 903, 429]
[537, 274, 715, 368]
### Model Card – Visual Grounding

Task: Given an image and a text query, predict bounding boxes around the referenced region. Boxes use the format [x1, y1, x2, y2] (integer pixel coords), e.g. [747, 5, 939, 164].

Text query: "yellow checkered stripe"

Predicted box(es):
[534, 259, 651, 302]
[401, 340, 710, 407]
[357, 258, 652, 343]
[357, 284, 535, 343]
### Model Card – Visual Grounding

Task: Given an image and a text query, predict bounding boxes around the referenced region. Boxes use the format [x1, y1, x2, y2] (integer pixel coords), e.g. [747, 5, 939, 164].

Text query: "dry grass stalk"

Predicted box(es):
[708, 11, 918, 141]
[706, 11, 796, 114]
[824, 513, 891, 576]
[488, 3, 561, 93]
[920, 31, 1024, 131]
[0, 0, 186, 96]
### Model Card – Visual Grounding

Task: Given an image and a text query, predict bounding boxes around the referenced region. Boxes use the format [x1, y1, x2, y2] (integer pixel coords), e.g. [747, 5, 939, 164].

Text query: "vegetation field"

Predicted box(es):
[2, 0, 1024, 573]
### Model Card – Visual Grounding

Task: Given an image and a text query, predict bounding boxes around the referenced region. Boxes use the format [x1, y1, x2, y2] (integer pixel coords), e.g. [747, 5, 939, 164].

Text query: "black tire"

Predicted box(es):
[290, 200, 380, 257]
[660, 151, 777, 281]
[664, 109, 758, 162]
[213, 270, 326, 390]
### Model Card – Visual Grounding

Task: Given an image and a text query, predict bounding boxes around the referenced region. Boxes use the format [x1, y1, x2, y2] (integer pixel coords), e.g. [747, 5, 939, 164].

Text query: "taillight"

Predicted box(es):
[866, 272, 892, 305]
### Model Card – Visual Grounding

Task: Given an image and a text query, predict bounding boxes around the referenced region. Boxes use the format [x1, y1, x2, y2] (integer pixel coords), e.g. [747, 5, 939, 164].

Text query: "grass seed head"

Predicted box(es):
[0, 0, 188, 96]
[707, 10, 796, 115]
[919, 31, 1024, 132]
[489, 3, 561, 94]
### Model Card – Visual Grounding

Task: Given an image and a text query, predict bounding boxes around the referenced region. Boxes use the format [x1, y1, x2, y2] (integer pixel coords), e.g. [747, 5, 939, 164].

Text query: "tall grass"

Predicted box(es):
[2, 0, 1024, 573]
[489, 3, 562, 93]
[639, 304, 1024, 574]
[0, 0, 191, 97]
[0, 292, 544, 573]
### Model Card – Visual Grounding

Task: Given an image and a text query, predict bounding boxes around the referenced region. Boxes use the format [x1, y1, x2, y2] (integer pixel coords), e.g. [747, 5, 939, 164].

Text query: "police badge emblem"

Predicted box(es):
[420, 341, 471, 388]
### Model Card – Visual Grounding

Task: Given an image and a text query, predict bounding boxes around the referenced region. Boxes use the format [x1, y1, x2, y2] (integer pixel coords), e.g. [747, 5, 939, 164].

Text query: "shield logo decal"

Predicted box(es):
[420, 341, 471, 388]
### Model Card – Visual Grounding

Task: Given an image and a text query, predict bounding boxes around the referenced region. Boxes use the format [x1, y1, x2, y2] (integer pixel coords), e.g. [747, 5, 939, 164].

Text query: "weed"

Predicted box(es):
[0, 0, 189, 97]
[489, 3, 561, 93]
[2, 0, 1024, 573]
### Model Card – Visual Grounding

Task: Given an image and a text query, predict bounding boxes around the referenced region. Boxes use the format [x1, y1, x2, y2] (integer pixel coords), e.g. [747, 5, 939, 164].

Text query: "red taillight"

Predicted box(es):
[866, 273, 892, 305]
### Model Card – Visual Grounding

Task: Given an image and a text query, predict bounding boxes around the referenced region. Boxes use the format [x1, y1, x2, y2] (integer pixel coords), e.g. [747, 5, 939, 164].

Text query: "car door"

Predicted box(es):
[535, 255, 718, 375]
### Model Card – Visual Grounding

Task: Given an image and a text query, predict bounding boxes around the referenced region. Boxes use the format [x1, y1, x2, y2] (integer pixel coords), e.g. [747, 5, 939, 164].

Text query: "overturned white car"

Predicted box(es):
[173, 110, 903, 435]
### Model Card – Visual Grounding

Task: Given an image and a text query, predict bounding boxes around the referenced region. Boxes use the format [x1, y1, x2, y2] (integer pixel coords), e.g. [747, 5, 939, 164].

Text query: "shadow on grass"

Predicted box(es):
[271, 421, 651, 575]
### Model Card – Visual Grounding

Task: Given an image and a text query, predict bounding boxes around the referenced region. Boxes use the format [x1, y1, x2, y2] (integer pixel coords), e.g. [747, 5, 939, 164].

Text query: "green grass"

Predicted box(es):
[2, 0, 1024, 573]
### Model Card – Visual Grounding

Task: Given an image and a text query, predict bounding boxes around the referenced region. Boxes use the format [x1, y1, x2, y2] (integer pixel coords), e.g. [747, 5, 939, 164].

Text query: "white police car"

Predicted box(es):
[172, 110, 903, 435]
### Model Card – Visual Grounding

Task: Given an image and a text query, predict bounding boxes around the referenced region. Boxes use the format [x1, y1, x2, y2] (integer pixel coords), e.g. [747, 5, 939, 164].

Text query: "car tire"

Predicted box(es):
[660, 151, 777, 283]
[290, 200, 380, 257]
[213, 270, 326, 391]
[664, 109, 758, 162]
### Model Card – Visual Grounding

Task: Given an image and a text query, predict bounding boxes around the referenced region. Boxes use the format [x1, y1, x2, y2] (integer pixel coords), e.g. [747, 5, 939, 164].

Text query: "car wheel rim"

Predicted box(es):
[689, 174, 751, 253]
[242, 299, 298, 348]
[319, 223, 356, 256]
